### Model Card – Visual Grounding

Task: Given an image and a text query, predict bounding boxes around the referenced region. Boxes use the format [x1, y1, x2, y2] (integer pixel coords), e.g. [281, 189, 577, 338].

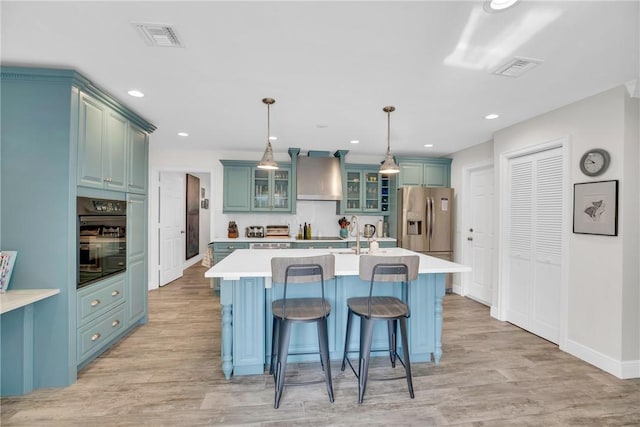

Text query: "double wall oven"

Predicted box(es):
[77, 196, 127, 288]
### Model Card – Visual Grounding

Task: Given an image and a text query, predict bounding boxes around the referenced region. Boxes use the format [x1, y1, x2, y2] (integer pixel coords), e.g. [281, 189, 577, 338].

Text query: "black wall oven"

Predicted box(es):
[77, 196, 127, 288]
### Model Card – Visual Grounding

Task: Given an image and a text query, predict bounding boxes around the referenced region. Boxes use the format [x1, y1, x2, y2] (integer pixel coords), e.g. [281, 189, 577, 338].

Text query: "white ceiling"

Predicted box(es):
[2, 1, 638, 158]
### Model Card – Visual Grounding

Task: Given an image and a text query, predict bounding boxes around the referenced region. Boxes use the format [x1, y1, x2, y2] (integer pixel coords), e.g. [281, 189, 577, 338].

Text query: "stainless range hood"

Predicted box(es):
[296, 154, 343, 201]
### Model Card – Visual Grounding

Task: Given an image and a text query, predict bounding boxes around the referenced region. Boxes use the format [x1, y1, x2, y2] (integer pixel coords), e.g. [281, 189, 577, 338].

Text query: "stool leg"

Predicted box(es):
[341, 308, 354, 371]
[358, 317, 375, 404]
[269, 316, 279, 377]
[274, 319, 292, 409]
[387, 319, 397, 368]
[399, 317, 414, 399]
[317, 318, 334, 403]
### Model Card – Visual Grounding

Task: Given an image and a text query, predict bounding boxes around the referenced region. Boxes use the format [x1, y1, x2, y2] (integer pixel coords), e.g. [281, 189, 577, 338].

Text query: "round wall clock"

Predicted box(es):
[580, 148, 610, 177]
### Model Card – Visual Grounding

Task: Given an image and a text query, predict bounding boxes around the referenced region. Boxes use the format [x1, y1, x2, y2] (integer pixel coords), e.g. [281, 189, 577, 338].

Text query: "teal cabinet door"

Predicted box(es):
[77, 91, 131, 191]
[78, 92, 105, 188]
[128, 124, 148, 194]
[127, 193, 147, 325]
[223, 165, 252, 212]
[104, 110, 128, 191]
[397, 157, 452, 188]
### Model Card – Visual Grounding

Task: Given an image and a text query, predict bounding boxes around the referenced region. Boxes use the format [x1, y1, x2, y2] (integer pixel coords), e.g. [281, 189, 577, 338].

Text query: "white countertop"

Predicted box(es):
[204, 247, 470, 280]
[210, 237, 397, 244]
[0, 289, 60, 314]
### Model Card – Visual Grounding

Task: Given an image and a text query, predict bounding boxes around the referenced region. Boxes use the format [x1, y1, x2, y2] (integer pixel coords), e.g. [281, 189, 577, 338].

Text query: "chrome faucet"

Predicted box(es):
[350, 215, 361, 255]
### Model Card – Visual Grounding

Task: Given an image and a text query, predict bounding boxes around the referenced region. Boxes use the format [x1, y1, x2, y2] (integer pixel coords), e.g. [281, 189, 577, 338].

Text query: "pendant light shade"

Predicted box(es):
[258, 98, 278, 170]
[379, 106, 400, 174]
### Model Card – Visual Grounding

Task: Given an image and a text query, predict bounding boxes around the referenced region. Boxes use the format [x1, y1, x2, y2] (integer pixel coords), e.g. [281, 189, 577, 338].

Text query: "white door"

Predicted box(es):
[159, 172, 185, 286]
[464, 164, 494, 305]
[506, 147, 563, 343]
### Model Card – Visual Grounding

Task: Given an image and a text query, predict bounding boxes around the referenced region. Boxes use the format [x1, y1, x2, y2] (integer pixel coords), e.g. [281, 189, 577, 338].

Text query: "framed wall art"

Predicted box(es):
[573, 180, 618, 236]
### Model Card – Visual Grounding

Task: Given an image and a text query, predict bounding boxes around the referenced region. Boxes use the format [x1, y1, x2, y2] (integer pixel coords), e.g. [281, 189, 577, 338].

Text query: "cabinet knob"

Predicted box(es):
[111, 320, 120, 327]
[91, 333, 101, 341]
[111, 290, 120, 297]
[90, 299, 101, 307]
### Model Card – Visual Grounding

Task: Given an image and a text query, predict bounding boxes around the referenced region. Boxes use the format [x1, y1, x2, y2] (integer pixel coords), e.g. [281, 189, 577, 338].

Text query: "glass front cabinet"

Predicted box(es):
[252, 167, 291, 211]
[343, 168, 380, 214]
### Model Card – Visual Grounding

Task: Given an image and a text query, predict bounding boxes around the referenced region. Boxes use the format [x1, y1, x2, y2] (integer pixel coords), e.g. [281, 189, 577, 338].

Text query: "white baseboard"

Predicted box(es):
[183, 253, 204, 269]
[563, 339, 640, 379]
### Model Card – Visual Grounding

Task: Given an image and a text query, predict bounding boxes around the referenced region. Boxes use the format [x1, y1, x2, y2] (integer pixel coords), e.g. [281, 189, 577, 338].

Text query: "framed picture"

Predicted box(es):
[0, 251, 18, 292]
[573, 180, 618, 236]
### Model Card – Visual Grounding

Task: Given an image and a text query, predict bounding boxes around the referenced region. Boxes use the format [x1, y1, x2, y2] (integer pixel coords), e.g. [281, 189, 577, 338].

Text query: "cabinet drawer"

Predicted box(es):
[77, 275, 126, 324]
[212, 242, 249, 253]
[77, 306, 126, 362]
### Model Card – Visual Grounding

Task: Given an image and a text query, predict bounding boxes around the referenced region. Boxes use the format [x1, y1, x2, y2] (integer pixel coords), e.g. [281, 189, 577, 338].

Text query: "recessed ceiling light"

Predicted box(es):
[424, 144, 434, 148]
[127, 90, 145, 98]
[269, 136, 277, 141]
[350, 140, 360, 144]
[484, 0, 519, 13]
[178, 132, 189, 137]
[485, 114, 500, 120]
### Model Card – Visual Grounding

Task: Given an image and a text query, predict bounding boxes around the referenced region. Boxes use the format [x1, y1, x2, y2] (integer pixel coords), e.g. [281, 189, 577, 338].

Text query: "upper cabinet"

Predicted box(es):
[395, 157, 452, 188]
[341, 167, 381, 214]
[221, 160, 293, 213]
[127, 124, 149, 194]
[77, 92, 150, 194]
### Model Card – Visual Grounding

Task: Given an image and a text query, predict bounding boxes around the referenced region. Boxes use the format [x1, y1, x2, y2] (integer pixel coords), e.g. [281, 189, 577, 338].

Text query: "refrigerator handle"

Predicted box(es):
[430, 197, 435, 241]
[425, 197, 430, 241]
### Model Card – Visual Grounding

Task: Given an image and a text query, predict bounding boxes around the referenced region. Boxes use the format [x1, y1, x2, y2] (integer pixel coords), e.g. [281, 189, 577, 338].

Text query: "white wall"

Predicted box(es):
[450, 85, 639, 378]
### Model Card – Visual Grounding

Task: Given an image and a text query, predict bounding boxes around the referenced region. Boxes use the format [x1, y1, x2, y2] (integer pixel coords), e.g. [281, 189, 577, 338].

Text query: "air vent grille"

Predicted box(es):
[133, 23, 184, 48]
[493, 57, 543, 78]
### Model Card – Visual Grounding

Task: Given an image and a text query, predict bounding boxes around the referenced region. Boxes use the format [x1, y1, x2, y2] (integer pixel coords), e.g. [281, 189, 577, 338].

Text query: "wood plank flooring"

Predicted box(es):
[2, 264, 639, 426]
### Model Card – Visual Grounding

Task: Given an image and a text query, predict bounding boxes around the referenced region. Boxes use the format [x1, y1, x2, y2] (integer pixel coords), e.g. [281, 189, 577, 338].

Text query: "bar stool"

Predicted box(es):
[269, 254, 335, 409]
[341, 255, 419, 403]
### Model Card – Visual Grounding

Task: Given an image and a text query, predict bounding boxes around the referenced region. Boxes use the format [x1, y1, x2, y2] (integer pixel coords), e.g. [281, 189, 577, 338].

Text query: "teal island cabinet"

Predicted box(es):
[1, 67, 155, 394]
[204, 248, 470, 379]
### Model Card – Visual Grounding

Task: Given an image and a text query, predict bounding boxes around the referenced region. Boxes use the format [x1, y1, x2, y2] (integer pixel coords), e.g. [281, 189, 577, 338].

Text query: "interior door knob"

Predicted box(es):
[180, 230, 185, 234]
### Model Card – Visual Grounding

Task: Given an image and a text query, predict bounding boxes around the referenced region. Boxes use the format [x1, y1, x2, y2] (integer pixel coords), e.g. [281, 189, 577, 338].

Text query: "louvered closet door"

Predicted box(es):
[506, 147, 563, 344]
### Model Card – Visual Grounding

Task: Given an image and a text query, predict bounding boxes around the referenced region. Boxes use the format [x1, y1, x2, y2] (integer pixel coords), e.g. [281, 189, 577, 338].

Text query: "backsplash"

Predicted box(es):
[216, 200, 384, 239]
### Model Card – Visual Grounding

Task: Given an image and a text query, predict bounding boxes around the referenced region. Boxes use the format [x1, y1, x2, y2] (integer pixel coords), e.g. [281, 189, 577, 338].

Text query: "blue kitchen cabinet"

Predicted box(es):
[128, 124, 149, 194]
[1, 67, 155, 394]
[126, 193, 147, 326]
[78, 92, 129, 192]
[221, 160, 293, 213]
[339, 165, 383, 215]
[396, 157, 452, 188]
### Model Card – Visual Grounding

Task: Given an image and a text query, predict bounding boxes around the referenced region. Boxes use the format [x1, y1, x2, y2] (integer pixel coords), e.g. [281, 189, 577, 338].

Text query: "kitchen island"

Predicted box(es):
[205, 247, 470, 379]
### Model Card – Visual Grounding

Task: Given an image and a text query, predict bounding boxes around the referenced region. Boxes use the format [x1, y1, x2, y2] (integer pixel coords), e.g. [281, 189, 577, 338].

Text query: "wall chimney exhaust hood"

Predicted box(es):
[296, 152, 343, 201]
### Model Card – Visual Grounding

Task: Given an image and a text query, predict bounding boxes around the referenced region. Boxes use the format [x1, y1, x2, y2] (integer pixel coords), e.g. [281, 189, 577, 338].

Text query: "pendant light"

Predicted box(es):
[379, 106, 400, 174]
[257, 98, 278, 170]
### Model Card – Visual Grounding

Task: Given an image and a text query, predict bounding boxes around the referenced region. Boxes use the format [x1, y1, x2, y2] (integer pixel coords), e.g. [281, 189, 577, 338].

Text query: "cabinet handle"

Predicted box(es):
[228, 246, 234, 250]
[91, 333, 101, 341]
[117, 262, 124, 266]
[112, 320, 120, 327]
[91, 299, 101, 307]
[111, 290, 120, 297]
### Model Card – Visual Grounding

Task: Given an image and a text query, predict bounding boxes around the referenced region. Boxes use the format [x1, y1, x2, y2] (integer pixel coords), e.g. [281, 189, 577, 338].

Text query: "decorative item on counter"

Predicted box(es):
[303, 222, 308, 240]
[363, 224, 376, 239]
[0, 251, 17, 292]
[306, 223, 312, 240]
[228, 221, 239, 238]
[376, 219, 383, 238]
[338, 217, 350, 239]
[297, 224, 303, 240]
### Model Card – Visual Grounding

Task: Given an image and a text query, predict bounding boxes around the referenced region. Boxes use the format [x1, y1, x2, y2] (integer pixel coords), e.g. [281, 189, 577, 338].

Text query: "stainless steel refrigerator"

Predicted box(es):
[397, 186, 454, 290]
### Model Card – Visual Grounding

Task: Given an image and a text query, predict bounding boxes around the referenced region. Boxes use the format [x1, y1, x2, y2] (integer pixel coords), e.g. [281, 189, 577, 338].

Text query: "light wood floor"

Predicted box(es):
[2, 264, 639, 426]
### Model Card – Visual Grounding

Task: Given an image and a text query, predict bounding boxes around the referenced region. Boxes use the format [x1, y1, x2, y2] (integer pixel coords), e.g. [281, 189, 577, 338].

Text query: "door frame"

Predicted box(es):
[148, 167, 214, 290]
[460, 159, 494, 303]
[496, 136, 571, 349]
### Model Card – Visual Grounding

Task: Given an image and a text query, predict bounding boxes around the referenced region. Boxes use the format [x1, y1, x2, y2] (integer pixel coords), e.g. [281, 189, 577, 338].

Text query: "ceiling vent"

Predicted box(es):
[492, 56, 543, 78]
[132, 23, 184, 48]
